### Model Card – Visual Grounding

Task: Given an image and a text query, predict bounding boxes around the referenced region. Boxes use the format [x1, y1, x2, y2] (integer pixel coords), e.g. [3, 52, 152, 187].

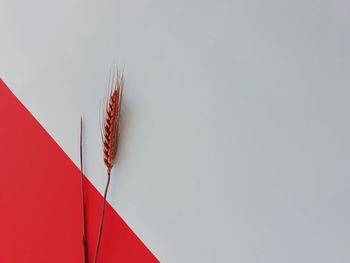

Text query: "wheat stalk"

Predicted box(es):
[80, 117, 88, 263]
[93, 71, 123, 263]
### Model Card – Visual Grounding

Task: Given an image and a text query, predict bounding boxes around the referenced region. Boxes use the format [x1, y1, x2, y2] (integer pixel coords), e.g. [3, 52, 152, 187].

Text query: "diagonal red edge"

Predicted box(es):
[0, 79, 159, 263]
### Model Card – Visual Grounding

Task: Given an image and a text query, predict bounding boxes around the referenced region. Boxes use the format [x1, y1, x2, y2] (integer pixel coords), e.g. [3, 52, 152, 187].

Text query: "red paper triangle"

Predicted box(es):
[0, 80, 159, 262]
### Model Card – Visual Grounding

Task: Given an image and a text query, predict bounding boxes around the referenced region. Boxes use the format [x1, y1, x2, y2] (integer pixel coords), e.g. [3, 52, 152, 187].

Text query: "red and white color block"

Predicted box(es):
[0, 79, 159, 262]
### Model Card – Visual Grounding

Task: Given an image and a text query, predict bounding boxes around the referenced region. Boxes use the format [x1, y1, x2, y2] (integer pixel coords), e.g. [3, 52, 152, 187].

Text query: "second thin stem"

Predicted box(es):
[80, 117, 88, 263]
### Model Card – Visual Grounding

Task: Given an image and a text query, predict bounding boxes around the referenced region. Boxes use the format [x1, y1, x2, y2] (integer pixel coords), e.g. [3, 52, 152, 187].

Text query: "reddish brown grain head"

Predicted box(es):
[103, 73, 123, 172]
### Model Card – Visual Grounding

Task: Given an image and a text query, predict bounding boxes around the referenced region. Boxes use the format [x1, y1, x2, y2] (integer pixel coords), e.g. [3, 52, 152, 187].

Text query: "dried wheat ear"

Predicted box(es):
[102, 73, 123, 172]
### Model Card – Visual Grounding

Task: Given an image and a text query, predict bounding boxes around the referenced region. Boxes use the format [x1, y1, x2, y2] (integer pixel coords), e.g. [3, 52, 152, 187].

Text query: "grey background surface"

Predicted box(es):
[1, 0, 350, 262]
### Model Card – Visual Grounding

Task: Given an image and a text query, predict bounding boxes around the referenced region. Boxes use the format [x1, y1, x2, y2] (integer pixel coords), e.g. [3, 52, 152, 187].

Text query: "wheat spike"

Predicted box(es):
[102, 72, 123, 171]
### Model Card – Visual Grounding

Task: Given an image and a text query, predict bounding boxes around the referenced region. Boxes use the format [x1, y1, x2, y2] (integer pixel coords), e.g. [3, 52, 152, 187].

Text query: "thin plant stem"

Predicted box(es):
[93, 169, 111, 263]
[80, 117, 88, 263]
